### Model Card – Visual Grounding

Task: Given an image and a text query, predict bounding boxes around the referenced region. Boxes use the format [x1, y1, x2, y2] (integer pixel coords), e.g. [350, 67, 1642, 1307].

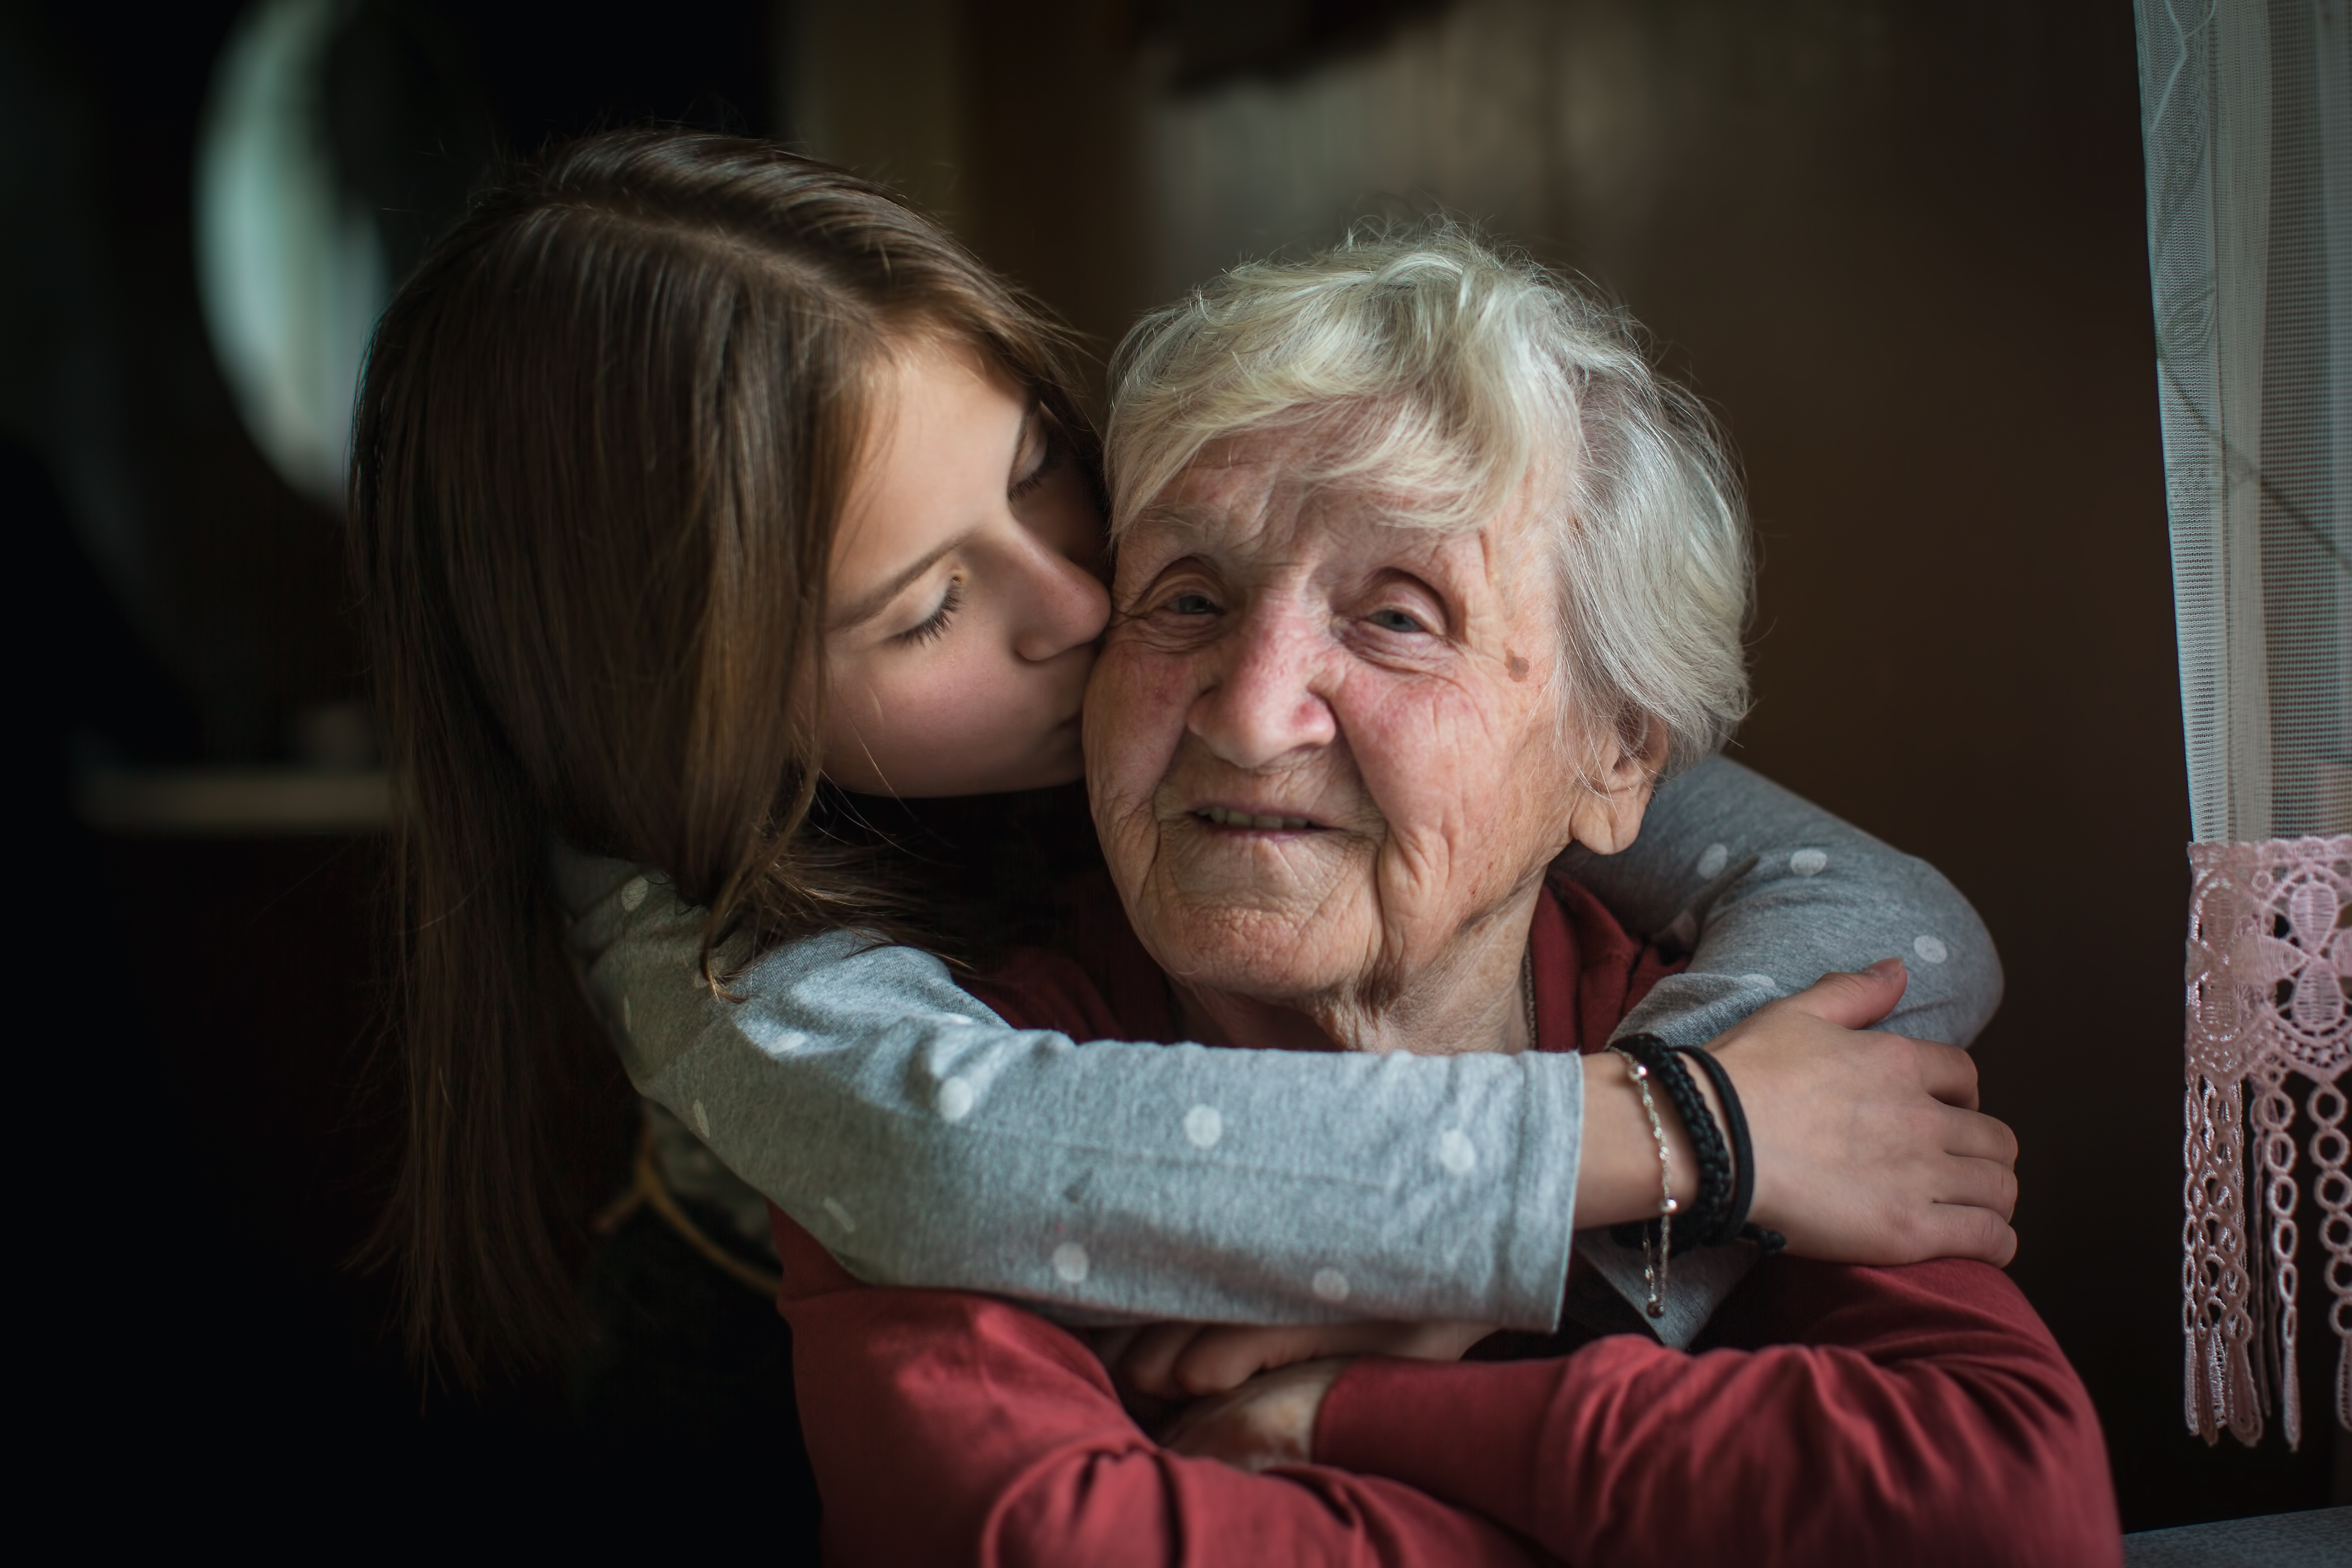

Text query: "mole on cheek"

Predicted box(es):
[1505, 651, 1530, 682]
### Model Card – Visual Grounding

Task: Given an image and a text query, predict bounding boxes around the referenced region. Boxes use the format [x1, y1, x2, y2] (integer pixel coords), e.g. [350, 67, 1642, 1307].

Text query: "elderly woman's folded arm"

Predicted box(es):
[768, 1209, 1544, 1568]
[774, 1201, 2117, 1568]
[1313, 1256, 2121, 1568]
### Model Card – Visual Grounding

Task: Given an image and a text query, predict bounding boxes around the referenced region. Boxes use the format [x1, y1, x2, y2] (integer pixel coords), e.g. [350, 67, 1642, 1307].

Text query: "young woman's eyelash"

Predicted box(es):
[1009, 432, 1060, 500]
[896, 576, 964, 646]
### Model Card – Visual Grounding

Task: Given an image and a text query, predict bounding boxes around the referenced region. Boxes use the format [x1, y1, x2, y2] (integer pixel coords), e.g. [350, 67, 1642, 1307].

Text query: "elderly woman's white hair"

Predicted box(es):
[1105, 223, 1751, 776]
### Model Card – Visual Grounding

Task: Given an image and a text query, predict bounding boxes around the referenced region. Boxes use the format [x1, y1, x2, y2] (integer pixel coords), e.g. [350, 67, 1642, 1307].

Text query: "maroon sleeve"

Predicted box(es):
[769, 1207, 1543, 1568]
[1316, 1256, 2121, 1568]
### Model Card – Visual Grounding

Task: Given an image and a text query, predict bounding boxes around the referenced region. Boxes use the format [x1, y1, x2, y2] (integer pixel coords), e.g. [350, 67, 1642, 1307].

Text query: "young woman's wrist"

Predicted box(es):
[1571, 1051, 1718, 1229]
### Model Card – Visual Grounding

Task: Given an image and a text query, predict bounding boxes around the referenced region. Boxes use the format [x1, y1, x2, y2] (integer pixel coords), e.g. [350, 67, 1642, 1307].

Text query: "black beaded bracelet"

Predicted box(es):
[1671, 1044, 1785, 1253]
[1609, 1035, 1733, 1255]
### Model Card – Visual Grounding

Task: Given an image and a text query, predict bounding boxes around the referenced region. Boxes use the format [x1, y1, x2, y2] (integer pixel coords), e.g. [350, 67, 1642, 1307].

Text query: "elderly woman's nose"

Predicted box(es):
[1010, 538, 1111, 662]
[1186, 607, 1338, 769]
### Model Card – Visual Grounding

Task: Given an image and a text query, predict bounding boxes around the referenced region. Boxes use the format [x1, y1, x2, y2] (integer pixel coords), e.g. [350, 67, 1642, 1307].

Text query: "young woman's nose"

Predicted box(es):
[1186, 603, 1337, 771]
[1010, 537, 1111, 662]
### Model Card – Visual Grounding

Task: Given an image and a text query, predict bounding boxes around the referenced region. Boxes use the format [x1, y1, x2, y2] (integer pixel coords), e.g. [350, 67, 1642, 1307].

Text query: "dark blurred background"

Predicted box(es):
[9, 0, 2337, 1542]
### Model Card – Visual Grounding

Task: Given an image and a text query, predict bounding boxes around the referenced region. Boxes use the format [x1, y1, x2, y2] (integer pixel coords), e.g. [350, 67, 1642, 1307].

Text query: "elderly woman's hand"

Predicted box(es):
[1095, 1318, 1494, 1402]
[1583, 957, 2022, 1267]
[1155, 1357, 1352, 1473]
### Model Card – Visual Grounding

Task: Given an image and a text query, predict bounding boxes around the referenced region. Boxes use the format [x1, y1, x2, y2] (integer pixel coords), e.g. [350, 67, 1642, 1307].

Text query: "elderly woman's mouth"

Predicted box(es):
[1193, 805, 1324, 832]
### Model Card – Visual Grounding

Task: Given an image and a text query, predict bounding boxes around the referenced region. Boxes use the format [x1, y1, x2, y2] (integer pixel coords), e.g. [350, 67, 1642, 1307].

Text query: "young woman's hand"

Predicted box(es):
[1093, 1319, 1492, 1401]
[1578, 957, 2019, 1266]
[1718, 958, 2020, 1265]
[1155, 1357, 1351, 1473]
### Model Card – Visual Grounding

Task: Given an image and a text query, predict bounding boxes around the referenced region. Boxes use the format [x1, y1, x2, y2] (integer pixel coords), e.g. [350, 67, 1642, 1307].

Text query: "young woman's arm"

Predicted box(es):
[1559, 753, 2006, 1336]
[555, 758, 2000, 1328]
[1565, 756, 2002, 1049]
[562, 852, 1584, 1329]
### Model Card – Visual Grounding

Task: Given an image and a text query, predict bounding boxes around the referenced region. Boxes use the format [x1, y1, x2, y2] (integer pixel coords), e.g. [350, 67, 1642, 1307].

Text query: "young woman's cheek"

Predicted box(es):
[858, 651, 1046, 792]
[824, 645, 966, 785]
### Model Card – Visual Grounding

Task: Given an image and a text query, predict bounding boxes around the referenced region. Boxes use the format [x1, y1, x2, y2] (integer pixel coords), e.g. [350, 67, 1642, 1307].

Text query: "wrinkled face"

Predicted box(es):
[820, 335, 1109, 797]
[1086, 435, 1604, 1025]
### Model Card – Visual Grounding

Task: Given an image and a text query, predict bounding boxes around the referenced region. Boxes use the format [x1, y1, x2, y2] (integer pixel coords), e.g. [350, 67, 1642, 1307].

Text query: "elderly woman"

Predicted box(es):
[767, 231, 2119, 1566]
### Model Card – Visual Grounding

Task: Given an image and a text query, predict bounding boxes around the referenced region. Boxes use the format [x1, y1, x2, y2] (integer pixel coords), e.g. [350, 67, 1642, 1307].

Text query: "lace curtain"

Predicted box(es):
[2135, 0, 2352, 1450]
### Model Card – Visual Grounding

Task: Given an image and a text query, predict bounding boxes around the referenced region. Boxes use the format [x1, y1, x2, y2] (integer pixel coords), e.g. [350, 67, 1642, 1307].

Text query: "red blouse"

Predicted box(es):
[768, 874, 2120, 1566]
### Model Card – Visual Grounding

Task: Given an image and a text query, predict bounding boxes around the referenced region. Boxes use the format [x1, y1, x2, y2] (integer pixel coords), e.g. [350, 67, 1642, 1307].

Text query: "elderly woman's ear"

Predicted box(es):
[1563, 712, 1670, 856]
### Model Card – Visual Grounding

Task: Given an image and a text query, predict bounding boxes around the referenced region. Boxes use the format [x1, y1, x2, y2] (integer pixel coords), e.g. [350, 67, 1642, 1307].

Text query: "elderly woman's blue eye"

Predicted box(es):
[1369, 608, 1426, 633]
[1170, 592, 1219, 615]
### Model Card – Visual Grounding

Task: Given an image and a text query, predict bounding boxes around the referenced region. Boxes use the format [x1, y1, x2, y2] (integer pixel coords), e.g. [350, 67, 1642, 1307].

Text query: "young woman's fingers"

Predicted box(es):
[1779, 958, 1909, 1030]
[1937, 1104, 2020, 1166]
[1909, 1039, 1983, 1109]
[1931, 1153, 2020, 1221]
[1914, 1203, 2019, 1268]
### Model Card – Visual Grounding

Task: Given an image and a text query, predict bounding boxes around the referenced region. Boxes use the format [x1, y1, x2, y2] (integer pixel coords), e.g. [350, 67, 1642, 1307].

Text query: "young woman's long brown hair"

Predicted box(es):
[349, 130, 1093, 1388]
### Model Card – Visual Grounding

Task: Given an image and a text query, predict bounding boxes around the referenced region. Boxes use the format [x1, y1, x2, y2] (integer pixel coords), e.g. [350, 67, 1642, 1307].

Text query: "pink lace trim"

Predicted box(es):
[2183, 833, 2352, 1449]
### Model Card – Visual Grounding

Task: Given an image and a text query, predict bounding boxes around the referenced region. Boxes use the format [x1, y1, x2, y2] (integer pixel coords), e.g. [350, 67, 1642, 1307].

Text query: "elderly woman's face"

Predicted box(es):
[1087, 436, 1626, 1030]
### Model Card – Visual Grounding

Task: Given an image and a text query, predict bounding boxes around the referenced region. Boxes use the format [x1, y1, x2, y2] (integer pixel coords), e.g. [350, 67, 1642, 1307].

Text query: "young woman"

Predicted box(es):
[351, 129, 2012, 1389]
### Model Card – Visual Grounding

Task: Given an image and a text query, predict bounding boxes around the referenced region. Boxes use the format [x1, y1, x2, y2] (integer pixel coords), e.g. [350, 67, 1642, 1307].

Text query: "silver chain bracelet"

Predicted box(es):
[1606, 1045, 1677, 1319]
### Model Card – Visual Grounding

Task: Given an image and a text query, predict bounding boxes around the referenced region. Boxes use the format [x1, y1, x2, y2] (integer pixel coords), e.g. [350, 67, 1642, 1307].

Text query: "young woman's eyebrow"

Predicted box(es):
[830, 530, 976, 631]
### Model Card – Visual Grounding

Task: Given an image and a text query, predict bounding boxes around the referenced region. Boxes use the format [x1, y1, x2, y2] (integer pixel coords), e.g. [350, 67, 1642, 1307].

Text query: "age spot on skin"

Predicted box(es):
[1505, 650, 1530, 681]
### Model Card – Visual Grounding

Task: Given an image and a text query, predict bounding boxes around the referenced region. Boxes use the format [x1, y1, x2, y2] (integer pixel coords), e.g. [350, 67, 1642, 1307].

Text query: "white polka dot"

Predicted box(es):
[823, 1197, 857, 1233]
[1740, 974, 1779, 992]
[937, 1077, 977, 1122]
[1789, 848, 1829, 876]
[1913, 934, 1950, 965]
[1312, 1268, 1350, 1303]
[1696, 843, 1729, 879]
[1053, 1242, 1090, 1283]
[1438, 1129, 1477, 1175]
[766, 1030, 808, 1054]
[691, 1099, 711, 1138]
[619, 876, 649, 911]
[936, 1013, 974, 1026]
[1183, 1104, 1224, 1149]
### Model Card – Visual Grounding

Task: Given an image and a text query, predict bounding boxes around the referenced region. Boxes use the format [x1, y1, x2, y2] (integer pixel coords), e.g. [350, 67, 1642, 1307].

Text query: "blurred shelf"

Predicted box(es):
[74, 766, 391, 836]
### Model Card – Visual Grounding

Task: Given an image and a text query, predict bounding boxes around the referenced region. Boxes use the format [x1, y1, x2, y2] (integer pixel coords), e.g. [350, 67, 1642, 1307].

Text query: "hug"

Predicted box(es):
[355, 130, 2120, 1564]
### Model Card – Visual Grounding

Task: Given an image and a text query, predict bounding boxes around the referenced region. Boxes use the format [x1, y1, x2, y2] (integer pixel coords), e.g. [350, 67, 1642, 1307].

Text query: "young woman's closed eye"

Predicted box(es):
[818, 334, 1111, 798]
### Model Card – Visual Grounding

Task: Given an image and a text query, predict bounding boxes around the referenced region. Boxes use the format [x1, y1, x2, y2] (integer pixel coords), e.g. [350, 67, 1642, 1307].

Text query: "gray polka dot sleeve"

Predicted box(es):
[553, 755, 2000, 1330]
[1560, 757, 2003, 1052]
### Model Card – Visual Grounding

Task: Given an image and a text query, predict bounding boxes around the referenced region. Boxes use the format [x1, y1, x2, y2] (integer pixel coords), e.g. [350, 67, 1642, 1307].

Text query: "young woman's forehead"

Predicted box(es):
[836, 341, 1031, 550]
